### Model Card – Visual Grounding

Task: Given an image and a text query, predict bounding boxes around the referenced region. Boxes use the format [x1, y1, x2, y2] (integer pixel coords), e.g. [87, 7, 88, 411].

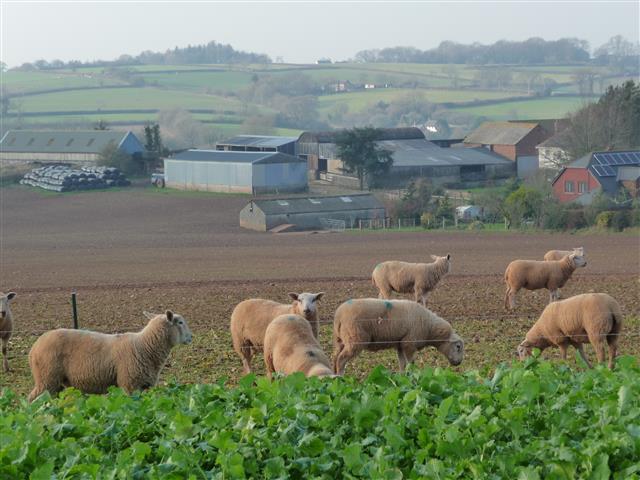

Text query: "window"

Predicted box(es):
[564, 181, 574, 193]
[87, 138, 95, 146]
[340, 196, 352, 203]
[66, 139, 74, 147]
[578, 181, 587, 193]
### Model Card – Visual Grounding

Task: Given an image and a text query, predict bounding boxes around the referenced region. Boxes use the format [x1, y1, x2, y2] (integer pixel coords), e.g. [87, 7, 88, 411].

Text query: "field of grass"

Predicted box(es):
[450, 96, 592, 119]
[2, 70, 125, 93]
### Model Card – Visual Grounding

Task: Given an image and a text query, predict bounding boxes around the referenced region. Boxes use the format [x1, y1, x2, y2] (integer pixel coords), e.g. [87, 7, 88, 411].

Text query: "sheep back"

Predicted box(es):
[505, 257, 575, 291]
[230, 299, 298, 351]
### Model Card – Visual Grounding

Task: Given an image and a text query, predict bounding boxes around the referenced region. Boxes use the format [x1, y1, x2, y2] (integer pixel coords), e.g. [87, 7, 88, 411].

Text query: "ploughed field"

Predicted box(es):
[1, 186, 639, 395]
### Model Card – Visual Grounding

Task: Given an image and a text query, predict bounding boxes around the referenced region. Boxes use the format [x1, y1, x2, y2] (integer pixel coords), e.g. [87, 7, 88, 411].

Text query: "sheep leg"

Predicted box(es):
[576, 344, 592, 368]
[1, 338, 8, 372]
[548, 289, 560, 303]
[335, 344, 359, 376]
[504, 287, 517, 310]
[607, 342, 617, 370]
[265, 353, 275, 380]
[414, 287, 427, 306]
[333, 340, 344, 374]
[240, 341, 253, 375]
[396, 347, 408, 372]
[558, 343, 568, 361]
[398, 345, 417, 372]
[377, 284, 392, 300]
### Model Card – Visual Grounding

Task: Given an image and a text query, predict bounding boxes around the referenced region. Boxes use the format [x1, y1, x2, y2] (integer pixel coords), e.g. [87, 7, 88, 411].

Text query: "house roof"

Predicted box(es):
[463, 121, 539, 146]
[250, 194, 384, 215]
[216, 135, 299, 149]
[167, 150, 306, 165]
[0, 130, 139, 154]
[298, 127, 425, 144]
[376, 139, 511, 167]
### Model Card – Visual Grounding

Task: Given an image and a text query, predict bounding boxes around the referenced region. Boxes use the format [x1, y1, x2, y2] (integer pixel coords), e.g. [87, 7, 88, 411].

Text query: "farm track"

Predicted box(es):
[0, 187, 638, 395]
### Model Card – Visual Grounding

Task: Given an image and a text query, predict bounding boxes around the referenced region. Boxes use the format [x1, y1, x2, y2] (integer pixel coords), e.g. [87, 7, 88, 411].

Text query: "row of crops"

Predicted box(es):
[20, 165, 130, 192]
[1, 356, 638, 478]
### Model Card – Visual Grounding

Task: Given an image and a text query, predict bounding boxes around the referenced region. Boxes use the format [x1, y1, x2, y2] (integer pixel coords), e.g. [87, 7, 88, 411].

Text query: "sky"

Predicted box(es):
[1, 1, 639, 67]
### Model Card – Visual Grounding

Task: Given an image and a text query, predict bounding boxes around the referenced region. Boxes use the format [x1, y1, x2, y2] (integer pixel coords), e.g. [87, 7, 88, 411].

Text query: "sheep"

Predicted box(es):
[372, 254, 451, 306]
[333, 298, 464, 375]
[517, 293, 623, 369]
[504, 251, 587, 310]
[263, 314, 334, 379]
[27, 310, 192, 402]
[230, 292, 324, 374]
[0, 292, 17, 372]
[544, 247, 584, 262]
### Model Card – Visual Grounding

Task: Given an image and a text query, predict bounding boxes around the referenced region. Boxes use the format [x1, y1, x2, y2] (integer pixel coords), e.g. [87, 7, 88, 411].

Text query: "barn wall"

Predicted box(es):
[252, 162, 308, 193]
[0, 152, 101, 164]
[239, 203, 267, 231]
[264, 208, 386, 230]
[164, 159, 253, 192]
[119, 133, 145, 155]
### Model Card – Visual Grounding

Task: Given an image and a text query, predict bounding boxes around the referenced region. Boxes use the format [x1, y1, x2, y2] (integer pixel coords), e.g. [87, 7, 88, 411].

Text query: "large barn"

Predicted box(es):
[296, 128, 513, 188]
[164, 150, 308, 194]
[0, 130, 144, 164]
[215, 135, 298, 155]
[239, 194, 385, 231]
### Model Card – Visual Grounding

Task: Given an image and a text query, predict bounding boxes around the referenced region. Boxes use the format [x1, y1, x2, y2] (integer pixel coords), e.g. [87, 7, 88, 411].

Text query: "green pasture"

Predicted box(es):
[450, 96, 593, 119]
[2, 70, 124, 93]
[135, 70, 254, 91]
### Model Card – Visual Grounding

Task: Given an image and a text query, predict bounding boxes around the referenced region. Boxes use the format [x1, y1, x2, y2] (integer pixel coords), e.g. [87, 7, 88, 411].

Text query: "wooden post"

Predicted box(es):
[442, 217, 445, 229]
[71, 292, 79, 329]
[359, 219, 362, 230]
[398, 218, 401, 229]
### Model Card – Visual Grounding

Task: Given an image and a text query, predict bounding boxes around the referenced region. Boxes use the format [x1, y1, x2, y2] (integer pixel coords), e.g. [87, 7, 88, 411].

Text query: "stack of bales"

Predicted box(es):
[20, 165, 130, 192]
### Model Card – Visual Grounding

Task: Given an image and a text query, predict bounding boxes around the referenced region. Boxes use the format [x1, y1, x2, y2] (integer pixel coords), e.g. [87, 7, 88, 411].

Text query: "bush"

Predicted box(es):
[595, 211, 615, 229]
[467, 220, 485, 230]
[420, 212, 434, 229]
[611, 210, 631, 231]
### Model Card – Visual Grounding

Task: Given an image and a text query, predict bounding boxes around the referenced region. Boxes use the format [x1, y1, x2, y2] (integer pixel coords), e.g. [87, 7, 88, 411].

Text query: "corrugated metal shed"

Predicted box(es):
[377, 139, 511, 167]
[0, 130, 143, 154]
[169, 150, 305, 165]
[463, 122, 539, 145]
[253, 194, 383, 215]
[617, 166, 640, 182]
[298, 128, 425, 144]
[217, 135, 299, 149]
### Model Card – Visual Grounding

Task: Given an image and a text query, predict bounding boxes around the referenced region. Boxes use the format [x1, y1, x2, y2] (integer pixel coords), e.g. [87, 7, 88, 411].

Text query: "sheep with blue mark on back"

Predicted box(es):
[332, 298, 463, 375]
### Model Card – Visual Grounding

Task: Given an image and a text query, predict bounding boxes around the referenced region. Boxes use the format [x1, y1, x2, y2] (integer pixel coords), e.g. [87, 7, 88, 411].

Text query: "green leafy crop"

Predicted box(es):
[1, 357, 639, 479]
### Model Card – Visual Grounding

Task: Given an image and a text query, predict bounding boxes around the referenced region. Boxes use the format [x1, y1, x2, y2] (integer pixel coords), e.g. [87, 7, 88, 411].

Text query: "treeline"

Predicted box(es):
[354, 37, 638, 65]
[15, 41, 271, 71]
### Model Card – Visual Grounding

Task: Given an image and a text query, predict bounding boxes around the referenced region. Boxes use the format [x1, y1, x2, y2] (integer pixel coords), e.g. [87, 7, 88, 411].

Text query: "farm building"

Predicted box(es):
[239, 194, 385, 231]
[164, 150, 307, 194]
[463, 121, 551, 162]
[456, 205, 483, 221]
[296, 128, 513, 188]
[551, 150, 640, 204]
[0, 130, 144, 165]
[536, 129, 572, 170]
[215, 135, 298, 155]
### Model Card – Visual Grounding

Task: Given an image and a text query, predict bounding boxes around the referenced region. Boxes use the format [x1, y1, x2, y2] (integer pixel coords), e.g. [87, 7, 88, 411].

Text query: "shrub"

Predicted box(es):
[420, 212, 434, 229]
[595, 211, 615, 229]
[611, 210, 631, 231]
[468, 220, 484, 230]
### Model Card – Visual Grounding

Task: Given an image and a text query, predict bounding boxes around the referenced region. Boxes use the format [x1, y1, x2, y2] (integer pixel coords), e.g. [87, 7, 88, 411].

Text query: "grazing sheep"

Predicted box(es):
[544, 247, 584, 262]
[230, 292, 324, 374]
[263, 314, 334, 379]
[517, 293, 623, 369]
[333, 298, 464, 375]
[372, 254, 451, 306]
[504, 252, 587, 310]
[27, 310, 192, 402]
[0, 292, 17, 372]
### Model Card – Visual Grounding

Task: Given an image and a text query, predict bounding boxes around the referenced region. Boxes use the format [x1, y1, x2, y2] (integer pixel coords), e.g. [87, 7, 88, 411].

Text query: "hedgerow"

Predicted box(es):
[1, 357, 639, 479]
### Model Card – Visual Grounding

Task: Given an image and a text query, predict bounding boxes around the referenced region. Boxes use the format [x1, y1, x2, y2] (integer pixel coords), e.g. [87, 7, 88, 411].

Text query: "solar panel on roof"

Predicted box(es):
[592, 155, 603, 165]
[603, 165, 616, 176]
[592, 165, 604, 176]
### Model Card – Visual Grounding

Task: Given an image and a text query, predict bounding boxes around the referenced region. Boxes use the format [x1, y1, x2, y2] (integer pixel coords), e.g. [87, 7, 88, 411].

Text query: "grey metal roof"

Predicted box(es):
[377, 139, 511, 167]
[0, 130, 137, 154]
[251, 194, 384, 215]
[167, 150, 306, 165]
[298, 128, 425, 144]
[217, 135, 299, 148]
[464, 121, 539, 146]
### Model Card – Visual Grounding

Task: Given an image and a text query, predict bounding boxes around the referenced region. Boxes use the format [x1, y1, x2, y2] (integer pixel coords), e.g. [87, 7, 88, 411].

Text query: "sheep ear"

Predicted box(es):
[430, 255, 437, 260]
[314, 292, 325, 301]
[6, 292, 16, 300]
[143, 311, 156, 320]
[165, 310, 174, 322]
[446, 254, 451, 260]
[288, 292, 299, 301]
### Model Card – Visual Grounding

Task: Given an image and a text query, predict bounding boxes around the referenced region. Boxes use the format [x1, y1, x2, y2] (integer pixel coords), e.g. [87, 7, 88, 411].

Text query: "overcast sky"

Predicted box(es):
[1, 1, 638, 67]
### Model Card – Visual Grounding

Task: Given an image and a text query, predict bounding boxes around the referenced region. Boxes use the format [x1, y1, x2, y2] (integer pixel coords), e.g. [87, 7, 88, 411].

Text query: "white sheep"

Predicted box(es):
[333, 298, 464, 375]
[230, 292, 324, 374]
[263, 314, 334, 378]
[372, 254, 451, 306]
[27, 310, 192, 401]
[517, 293, 623, 369]
[504, 252, 587, 310]
[543, 247, 584, 262]
[0, 292, 17, 372]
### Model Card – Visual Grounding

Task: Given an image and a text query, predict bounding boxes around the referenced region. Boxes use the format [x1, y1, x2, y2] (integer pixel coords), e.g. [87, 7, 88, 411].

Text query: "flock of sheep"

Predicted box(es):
[0, 245, 625, 401]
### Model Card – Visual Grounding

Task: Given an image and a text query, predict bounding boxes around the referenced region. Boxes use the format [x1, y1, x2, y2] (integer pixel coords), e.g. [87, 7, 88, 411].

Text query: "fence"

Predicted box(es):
[319, 218, 346, 232]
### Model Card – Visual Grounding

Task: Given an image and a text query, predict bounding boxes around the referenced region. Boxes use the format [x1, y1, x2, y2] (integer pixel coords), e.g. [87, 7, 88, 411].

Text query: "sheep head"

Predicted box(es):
[438, 332, 464, 366]
[569, 252, 587, 268]
[144, 310, 193, 345]
[517, 340, 534, 360]
[288, 292, 324, 320]
[0, 292, 16, 320]
[430, 254, 452, 272]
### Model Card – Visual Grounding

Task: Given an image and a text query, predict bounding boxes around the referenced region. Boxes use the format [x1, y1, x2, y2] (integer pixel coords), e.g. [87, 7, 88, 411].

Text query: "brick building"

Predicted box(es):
[463, 121, 551, 161]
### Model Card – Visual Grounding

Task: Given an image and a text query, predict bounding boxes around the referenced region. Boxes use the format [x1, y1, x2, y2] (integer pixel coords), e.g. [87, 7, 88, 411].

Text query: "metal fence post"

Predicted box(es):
[71, 292, 79, 329]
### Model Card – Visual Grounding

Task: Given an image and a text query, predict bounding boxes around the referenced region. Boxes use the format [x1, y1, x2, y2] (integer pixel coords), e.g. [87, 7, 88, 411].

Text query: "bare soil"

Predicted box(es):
[1, 186, 638, 395]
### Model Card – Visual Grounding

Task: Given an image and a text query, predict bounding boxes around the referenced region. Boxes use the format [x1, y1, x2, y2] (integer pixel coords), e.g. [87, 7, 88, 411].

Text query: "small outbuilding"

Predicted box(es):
[164, 150, 308, 194]
[239, 194, 385, 231]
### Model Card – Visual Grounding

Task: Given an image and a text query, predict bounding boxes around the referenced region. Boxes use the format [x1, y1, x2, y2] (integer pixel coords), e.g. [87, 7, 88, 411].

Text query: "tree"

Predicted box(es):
[98, 143, 136, 175]
[93, 119, 109, 130]
[335, 127, 394, 190]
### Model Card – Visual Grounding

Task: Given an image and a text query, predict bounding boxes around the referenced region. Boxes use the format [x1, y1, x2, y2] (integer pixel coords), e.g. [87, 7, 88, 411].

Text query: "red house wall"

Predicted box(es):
[552, 168, 600, 203]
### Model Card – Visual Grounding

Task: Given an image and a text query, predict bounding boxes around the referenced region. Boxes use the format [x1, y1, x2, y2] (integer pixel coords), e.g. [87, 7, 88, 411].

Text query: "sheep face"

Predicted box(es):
[165, 310, 193, 345]
[570, 253, 587, 268]
[0, 292, 16, 320]
[430, 254, 452, 273]
[288, 292, 324, 320]
[439, 334, 464, 366]
[517, 341, 533, 360]
[573, 247, 584, 256]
